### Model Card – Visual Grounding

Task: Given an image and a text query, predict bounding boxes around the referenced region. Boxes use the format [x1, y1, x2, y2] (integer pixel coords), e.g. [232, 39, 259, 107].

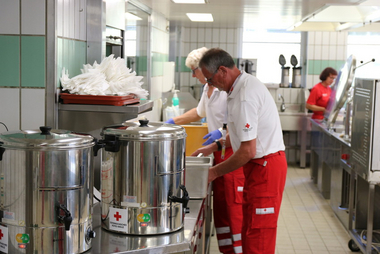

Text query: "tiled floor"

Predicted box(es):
[208, 164, 354, 254]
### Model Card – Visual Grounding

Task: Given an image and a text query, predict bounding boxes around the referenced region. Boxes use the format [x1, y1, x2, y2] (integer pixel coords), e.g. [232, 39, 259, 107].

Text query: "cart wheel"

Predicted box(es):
[348, 239, 360, 252]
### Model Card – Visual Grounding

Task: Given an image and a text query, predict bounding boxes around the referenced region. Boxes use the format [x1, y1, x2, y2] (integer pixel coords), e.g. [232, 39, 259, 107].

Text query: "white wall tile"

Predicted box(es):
[184, 27, 190, 42]
[337, 31, 347, 45]
[79, 0, 86, 41]
[307, 45, 315, 60]
[21, 89, 45, 130]
[337, 45, 346, 60]
[197, 28, 205, 42]
[205, 42, 213, 49]
[0, 88, 20, 131]
[211, 42, 219, 48]
[150, 76, 163, 100]
[21, 0, 45, 35]
[306, 75, 313, 89]
[212, 29, 219, 43]
[314, 45, 322, 60]
[205, 28, 212, 43]
[0, 0, 20, 34]
[329, 45, 337, 60]
[219, 43, 227, 51]
[329, 32, 337, 45]
[219, 29, 227, 43]
[227, 28, 235, 43]
[315, 32, 322, 45]
[322, 32, 330, 45]
[226, 44, 234, 57]
[190, 28, 197, 43]
[190, 42, 197, 53]
[307, 31, 315, 45]
[283, 88, 291, 103]
[321, 45, 329, 60]
[182, 42, 190, 57]
[57, 0, 63, 37]
[312, 75, 319, 86]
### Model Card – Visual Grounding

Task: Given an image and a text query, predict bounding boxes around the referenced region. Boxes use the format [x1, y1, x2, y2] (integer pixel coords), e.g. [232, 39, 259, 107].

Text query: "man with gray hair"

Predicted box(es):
[192, 48, 287, 254]
[166, 47, 244, 254]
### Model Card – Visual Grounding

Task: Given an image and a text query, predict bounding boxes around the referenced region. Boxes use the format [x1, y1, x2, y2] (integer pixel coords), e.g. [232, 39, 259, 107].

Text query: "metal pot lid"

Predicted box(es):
[290, 55, 298, 67]
[102, 119, 187, 141]
[0, 126, 95, 149]
[279, 54, 286, 66]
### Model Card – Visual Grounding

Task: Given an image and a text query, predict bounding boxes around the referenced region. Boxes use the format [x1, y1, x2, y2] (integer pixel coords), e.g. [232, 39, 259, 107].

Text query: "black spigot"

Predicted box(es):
[58, 204, 73, 231]
[169, 185, 190, 213]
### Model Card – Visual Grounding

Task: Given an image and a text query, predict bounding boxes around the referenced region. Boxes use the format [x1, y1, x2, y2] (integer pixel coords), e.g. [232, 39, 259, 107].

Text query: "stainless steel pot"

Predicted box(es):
[99, 119, 188, 235]
[0, 126, 98, 254]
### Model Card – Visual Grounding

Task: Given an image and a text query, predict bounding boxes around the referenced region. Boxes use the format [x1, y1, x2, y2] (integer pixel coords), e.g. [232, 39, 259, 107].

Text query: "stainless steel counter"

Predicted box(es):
[87, 200, 203, 254]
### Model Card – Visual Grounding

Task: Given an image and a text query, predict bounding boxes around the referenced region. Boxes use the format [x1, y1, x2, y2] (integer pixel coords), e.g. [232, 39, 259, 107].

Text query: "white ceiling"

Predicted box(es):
[135, 0, 364, 29]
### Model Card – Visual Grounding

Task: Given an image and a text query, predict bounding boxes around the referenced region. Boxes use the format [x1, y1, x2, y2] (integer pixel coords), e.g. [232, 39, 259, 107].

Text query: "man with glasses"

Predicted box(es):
[166, 47, 244, 254]
[192, 48, 287, 254]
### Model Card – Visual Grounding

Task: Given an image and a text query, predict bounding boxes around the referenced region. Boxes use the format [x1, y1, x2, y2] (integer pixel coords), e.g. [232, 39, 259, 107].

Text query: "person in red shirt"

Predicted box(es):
[306, 67, 338, 120]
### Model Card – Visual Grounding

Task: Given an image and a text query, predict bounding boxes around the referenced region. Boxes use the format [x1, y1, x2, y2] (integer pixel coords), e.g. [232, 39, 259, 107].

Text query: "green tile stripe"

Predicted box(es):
[0, 35, 20, 87]
[307, 59, 346, 75]
[56, 37, 87, 88]
[21, 36, 46, 88]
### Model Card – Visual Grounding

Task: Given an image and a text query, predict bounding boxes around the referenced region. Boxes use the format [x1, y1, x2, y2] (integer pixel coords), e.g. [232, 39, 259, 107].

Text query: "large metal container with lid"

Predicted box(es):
[0, 126, 98, 254]
[99, 119, 189, 235]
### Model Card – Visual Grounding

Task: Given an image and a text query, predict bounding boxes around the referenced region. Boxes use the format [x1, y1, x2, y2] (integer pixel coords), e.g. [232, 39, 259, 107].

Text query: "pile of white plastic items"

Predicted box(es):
[60, 54, 149, 99]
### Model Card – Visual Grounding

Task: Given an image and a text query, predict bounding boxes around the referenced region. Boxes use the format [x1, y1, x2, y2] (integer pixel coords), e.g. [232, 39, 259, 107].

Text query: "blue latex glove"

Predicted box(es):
[165, 118, 175, 124]
[202, 129, 222, 146]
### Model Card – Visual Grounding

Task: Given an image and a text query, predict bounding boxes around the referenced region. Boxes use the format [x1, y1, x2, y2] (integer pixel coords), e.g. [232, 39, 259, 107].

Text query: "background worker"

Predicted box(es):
[166, 47, 244, 254]
[192, 48, 287, 254]
[306, 67, 338, 120]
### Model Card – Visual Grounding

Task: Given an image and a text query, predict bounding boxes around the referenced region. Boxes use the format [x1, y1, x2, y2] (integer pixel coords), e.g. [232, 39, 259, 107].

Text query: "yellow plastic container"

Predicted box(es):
[181, 123, 208, 156]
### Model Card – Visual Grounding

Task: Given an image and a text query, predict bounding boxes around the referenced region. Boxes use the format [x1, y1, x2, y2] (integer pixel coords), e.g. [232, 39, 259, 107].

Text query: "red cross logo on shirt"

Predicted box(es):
[0, 229, 3, 240]
[245, 123, 250, 129]
[114, 212, 122, 221]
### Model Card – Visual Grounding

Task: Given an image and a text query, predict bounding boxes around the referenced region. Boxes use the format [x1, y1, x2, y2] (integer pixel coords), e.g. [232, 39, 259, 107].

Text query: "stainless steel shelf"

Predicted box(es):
[58, 100, 153, 114]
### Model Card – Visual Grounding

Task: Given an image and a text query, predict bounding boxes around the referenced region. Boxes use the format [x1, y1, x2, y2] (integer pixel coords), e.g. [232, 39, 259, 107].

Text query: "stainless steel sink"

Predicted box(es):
[278, 108, 311, 131]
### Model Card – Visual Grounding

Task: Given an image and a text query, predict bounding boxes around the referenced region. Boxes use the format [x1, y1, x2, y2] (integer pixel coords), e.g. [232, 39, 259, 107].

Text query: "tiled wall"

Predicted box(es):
[142, 11, 170, 121]
[0, 0, 46, 131]
[306, 31, 347, 89]
[179, 27, 239, 93]
[56, 0, 87, 87]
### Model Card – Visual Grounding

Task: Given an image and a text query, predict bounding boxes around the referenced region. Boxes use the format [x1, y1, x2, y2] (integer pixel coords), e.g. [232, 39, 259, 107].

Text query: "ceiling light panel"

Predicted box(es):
[172, 0, 206, 3]
[186, 13, 213, 22]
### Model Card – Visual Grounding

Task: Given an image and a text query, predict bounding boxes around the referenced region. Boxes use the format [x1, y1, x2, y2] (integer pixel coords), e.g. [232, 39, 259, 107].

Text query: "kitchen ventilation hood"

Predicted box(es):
[288, 0, 380, 32]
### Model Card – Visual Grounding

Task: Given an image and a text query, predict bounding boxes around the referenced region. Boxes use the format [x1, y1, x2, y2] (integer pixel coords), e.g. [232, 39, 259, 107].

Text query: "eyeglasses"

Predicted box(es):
[205, 69, 218, 84]
[192, 67, 198, 75]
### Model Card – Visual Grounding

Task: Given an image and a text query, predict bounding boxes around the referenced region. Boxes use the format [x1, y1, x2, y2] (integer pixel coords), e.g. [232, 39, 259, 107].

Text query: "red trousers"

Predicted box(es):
[213, 148, 244, 254]
[242, 151, 287, 254]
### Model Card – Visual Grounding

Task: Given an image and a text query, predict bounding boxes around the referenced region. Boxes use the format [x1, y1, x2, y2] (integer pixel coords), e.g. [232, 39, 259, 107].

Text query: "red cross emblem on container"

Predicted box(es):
[114, 212, 122, 221]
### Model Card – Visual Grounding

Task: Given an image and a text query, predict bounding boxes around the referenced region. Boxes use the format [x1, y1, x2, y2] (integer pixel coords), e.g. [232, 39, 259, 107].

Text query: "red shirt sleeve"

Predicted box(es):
[307, 85, 319, 105]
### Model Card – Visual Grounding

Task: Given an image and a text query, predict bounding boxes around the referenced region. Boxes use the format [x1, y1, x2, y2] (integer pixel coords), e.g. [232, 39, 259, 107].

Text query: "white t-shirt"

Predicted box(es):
[196, 84, 227, 132]
[227, 72, 285, 159]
